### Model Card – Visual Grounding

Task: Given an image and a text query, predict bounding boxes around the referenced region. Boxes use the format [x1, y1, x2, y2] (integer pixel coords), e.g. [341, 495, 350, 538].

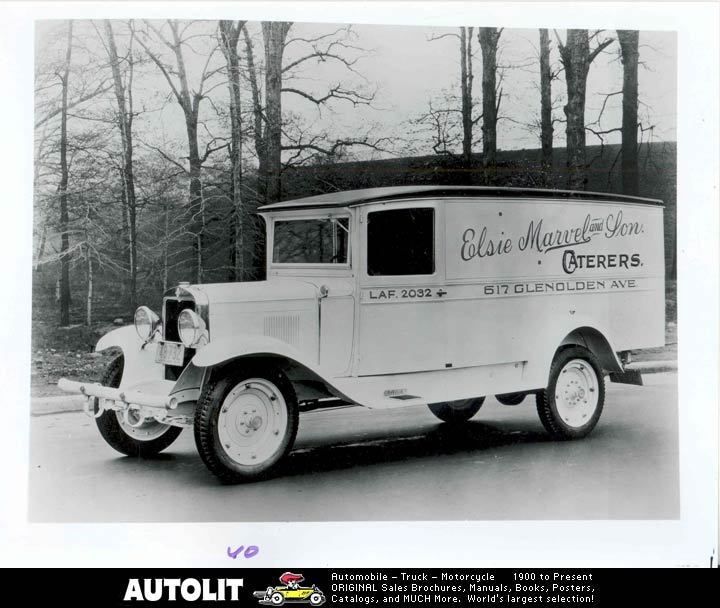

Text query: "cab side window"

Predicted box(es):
[367, 208, 435, 276]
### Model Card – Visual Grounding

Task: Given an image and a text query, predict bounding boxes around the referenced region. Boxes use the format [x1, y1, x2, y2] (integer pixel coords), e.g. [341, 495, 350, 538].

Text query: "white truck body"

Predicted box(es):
[58, 186, 665, 482]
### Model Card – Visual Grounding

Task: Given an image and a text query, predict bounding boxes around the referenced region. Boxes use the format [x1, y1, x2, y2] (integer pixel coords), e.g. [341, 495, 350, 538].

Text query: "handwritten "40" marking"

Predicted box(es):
[227, 545, 259, 559]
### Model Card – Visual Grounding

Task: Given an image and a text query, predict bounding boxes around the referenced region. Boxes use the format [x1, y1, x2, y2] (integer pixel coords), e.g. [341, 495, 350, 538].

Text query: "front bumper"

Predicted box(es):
[57, 378, 194, 427]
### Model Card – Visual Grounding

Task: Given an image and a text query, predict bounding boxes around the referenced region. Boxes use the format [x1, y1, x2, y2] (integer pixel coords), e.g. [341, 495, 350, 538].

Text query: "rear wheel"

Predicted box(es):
[194, 366, 299, 483]
[536, 346, 605, 439]
[428, 397, 485, 423]
[496, 392, 526, 406]
[95, 355, 182, 457]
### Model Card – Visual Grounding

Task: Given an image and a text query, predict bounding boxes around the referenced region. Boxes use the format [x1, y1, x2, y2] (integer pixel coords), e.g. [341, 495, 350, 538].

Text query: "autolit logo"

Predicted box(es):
[253, 572, 326, 606]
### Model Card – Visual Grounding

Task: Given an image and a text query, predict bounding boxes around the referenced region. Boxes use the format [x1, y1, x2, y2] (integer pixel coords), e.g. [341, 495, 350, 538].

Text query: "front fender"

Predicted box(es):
[95, 325, 164, 389]
[191, 334, 353, 401]
[192, 334, 326, 375]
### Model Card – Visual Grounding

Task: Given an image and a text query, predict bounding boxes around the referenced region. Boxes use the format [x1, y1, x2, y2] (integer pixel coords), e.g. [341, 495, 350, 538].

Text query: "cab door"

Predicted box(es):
[356, 201, 447, 376]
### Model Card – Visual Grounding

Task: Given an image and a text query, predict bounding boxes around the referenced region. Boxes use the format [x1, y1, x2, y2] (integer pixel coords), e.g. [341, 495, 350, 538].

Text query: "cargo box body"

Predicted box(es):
[260, 187, 666, 408]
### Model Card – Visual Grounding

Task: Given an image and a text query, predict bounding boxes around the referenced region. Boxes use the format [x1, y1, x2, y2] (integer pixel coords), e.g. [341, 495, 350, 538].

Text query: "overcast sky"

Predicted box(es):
[35, 20, 677, 161]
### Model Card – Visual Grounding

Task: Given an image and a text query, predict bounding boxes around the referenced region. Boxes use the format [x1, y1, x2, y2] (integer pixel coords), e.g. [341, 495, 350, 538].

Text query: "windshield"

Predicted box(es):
[273, 217, 349, 264]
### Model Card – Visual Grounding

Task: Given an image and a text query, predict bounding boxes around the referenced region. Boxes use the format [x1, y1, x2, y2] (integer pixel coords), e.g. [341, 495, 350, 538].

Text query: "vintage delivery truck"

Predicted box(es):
[59, 186, 665, 483]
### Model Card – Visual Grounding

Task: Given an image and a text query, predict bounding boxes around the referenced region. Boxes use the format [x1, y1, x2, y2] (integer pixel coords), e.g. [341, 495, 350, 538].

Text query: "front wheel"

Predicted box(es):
[95, 355, 182, 457]
[428, 397, 485, 423]
[194, 367, 299, 483]
[536, 346, 605, 439]
[309, 592, 325, 606]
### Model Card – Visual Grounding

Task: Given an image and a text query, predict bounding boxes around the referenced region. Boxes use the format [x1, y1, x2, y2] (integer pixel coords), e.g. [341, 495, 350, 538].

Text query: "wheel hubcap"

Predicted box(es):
[218, 378, 288, 466]
[554, 359, 599, 428]
[115, 410, 172, 441]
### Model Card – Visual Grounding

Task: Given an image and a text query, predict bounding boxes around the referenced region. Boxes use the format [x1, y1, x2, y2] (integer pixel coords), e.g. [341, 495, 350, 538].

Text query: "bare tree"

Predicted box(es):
[478, 28, 502, 181]
[460, 27, 475, 162]
[100, 20, 139, 309]
[243, 22, 378, 204]
[539, 28, 553, 173]
[58, 20, 73, 326]
[617, 30, 640, 196]
[137, 20, 225, 283]
[262, 21, 292, 203]
[555, 29, 614, 189]
[219, 19, 250, 281]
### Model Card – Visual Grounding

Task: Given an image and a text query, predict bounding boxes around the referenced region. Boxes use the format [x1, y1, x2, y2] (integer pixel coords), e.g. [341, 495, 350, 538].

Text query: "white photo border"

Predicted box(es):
[1, 0, 717, 568]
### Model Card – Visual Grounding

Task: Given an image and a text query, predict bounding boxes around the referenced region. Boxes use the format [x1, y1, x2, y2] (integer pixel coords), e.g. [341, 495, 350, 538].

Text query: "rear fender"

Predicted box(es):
[95, 326, 164, 389]
[558, 325, 623, 373]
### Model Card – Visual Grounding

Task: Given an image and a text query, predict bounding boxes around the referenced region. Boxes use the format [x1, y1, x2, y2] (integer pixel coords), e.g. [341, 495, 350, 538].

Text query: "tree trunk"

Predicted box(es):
[165, 20, 204, 283]
[618, 30, 639, 196]
[186, 118, 204, 284]
[560, 30, 591, 190]
[243, 24, 265, 200]
[243, 25, 267, 279]
[163, 202, 169, 292]
[220, 20, 247, 282]
[557, 30, 612, 190]
[460, 27, 474, 163]
[35, 222, 47, 271]
[262, 21, 291, 204]
[59, 20, 73, 326]
[478, 28, 500, 182]
[104, 20, 138, 310]
[86, 246, 93, 326]
[539, 28, 553, 174]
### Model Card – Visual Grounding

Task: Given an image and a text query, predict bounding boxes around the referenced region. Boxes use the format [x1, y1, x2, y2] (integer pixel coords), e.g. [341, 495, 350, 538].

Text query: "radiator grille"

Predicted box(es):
[263, 314, 301, 347]
[163, 299, 195, 342]
[163, 298, 196, 380]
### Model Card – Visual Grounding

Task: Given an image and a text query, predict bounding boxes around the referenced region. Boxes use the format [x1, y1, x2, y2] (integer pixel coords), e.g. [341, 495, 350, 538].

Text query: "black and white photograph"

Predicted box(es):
[28, 14, 680, 522]
[1, 0, 717, 568]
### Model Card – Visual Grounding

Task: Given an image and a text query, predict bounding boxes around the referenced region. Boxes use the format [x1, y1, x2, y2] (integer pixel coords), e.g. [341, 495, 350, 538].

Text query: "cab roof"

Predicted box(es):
[258, 185, 664, 212]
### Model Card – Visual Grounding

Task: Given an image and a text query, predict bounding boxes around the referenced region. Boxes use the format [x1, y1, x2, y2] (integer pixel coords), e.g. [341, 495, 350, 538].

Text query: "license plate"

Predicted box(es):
[155, 341, 185, 366]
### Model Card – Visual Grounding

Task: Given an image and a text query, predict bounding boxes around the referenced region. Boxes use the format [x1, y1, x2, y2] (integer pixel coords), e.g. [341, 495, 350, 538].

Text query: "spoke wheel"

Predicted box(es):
[536, 347, 605, 439]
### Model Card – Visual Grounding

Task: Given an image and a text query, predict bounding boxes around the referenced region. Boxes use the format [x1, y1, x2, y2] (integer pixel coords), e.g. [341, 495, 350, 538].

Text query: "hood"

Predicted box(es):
[193, 279, 318, 305]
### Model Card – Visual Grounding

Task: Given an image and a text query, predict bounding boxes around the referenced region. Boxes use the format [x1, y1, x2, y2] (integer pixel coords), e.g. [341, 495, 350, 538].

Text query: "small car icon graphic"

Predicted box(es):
[253, 572, 325, 606]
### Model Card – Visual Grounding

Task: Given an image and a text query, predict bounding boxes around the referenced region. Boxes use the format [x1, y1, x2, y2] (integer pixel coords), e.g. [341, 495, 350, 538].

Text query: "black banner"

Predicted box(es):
[15, 568, 716, 607]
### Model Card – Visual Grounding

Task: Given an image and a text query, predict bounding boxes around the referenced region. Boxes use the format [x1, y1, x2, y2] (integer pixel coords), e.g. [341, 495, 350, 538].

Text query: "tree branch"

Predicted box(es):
[589, 37, 614, 64]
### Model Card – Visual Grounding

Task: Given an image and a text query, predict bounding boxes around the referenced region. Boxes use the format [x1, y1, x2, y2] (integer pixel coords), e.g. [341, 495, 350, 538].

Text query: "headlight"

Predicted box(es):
[178, 309, 206, 348]
[134, 306, 160, 340]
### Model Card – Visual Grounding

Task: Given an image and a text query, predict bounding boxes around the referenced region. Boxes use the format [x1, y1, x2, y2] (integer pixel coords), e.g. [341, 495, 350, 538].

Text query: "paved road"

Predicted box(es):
[28, 373, 678, 522]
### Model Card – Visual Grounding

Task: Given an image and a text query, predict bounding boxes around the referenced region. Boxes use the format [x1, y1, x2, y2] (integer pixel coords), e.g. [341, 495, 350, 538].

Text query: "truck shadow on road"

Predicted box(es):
[101, 418, 600, 486]
[278, 420, 553, 478]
